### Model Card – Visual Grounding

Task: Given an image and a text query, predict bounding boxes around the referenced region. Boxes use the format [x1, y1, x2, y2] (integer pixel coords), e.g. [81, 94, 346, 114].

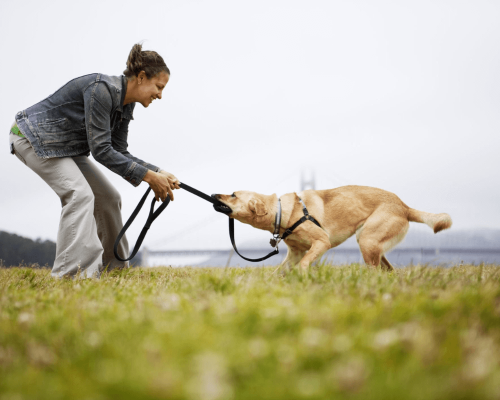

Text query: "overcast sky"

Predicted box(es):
[1, 0, 499, 251]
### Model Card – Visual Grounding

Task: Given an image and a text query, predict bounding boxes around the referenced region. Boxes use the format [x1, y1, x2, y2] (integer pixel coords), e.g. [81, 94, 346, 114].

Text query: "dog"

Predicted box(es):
[213, 186, 452, 271]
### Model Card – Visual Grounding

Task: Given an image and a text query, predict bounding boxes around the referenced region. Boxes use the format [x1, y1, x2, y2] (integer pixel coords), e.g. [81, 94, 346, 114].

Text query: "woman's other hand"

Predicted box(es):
[143, 170, 179, 202]
[159, 170, 181, 190]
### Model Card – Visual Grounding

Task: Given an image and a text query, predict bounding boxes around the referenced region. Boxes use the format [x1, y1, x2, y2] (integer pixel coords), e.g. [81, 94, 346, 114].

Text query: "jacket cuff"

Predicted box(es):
[144, 163, 160, 172]
[124, 162, 148, 187]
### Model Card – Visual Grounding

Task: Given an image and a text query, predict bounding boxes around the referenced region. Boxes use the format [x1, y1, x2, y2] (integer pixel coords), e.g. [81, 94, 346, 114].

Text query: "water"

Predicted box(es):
[143, 248, 500, 268]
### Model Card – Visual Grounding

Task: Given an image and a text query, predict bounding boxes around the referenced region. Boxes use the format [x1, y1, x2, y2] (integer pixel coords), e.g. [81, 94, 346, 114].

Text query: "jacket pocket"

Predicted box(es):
[38, 118, 70, 133]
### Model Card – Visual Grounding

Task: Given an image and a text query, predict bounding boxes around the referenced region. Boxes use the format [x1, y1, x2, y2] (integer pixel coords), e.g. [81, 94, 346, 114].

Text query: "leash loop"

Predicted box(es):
[114, 187, 171, 262]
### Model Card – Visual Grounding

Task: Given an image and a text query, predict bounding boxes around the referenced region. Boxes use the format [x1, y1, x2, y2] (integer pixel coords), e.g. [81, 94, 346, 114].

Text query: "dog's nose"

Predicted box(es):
[211, 194, 220, 200]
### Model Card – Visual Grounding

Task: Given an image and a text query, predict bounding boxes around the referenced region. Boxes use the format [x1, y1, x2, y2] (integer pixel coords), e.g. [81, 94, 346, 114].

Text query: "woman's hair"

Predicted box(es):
[123, 43, 170, 79]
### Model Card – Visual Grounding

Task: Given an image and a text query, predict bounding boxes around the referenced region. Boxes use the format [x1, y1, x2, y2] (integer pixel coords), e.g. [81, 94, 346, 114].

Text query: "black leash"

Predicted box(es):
[226, 196, 322, 262]
[113, 187, 169, 262]
[228, 218, 279, 262]
[114, 183, 219, 262]
[113, 183, 279, 263]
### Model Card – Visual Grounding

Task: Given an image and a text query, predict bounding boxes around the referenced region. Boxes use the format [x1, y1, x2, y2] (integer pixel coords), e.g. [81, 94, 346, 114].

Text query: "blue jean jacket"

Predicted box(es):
[14, 73, 159, 186]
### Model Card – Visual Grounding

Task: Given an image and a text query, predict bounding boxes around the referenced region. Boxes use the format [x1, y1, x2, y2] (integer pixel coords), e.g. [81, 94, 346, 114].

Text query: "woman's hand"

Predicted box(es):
[143, 170, 180, 202]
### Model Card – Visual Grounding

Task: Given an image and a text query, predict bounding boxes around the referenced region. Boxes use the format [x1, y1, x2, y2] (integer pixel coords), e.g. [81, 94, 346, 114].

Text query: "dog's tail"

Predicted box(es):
[407, 208, 452, 233]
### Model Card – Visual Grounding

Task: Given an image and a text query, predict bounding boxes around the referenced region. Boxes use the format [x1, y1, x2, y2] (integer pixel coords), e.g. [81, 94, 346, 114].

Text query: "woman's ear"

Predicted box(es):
[249, 198, 268, 216]
[137, 70, 146, 84]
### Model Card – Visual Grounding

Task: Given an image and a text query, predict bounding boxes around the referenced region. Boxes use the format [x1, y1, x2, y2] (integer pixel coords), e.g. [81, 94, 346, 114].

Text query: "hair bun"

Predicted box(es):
[126, 43, 144, 76]
[123, 42, 170, 79]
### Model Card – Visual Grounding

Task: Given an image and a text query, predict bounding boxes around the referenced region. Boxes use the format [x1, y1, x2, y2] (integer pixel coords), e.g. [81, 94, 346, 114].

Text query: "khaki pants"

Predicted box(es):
[9, 132, 129, 278]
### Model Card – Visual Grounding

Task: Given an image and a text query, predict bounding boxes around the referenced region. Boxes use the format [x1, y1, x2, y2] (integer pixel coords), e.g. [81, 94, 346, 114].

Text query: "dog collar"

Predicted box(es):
[270, 195, 322, 248]
[274, 199, 282, 236]
[269, 199, 282, 248]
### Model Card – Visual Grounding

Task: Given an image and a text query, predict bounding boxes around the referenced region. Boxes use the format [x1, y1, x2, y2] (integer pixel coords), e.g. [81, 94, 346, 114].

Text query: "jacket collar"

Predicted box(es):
[120, 75, 134, 120]
[119, 76, 127, 112]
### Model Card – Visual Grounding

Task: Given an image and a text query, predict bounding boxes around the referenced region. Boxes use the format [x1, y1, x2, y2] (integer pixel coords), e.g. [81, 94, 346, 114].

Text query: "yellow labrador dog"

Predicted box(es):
[213, 186, 452, 271]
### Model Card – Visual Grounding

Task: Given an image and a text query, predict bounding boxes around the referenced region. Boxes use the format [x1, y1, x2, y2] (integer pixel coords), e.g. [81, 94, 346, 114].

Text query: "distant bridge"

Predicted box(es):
[138, 247, 500, 268]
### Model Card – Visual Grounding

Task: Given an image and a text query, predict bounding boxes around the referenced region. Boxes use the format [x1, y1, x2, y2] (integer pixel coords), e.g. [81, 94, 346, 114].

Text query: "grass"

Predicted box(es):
[1, 264, 500, 400]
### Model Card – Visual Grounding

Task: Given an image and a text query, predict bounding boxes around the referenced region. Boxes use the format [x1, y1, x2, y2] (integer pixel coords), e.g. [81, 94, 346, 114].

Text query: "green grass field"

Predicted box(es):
[1, 264, 500, 400]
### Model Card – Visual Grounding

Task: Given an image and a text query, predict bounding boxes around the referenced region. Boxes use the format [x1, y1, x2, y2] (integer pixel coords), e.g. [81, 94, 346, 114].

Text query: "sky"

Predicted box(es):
[1, 0, 499, 251]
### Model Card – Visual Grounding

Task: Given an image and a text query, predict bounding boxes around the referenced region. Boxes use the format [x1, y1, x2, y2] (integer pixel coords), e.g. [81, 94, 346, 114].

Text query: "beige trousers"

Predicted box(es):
[9, 132, 129, 278]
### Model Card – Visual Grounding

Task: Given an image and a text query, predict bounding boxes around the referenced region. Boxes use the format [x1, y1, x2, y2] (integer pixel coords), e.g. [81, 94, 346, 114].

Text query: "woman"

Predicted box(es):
[9, 43, 179, 278]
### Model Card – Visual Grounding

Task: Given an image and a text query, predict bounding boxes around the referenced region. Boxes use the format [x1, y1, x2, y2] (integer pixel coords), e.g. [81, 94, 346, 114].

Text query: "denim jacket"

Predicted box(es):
[14, 73, 159, 186]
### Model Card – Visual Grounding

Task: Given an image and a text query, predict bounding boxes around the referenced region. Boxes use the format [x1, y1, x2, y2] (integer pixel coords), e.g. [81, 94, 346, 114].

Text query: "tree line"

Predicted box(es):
[0, 231, 141, 268]
[0, 231, 56, 267]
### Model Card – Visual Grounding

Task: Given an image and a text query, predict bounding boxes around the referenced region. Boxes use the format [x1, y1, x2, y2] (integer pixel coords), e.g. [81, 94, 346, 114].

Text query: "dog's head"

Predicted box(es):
[212, 191, 274, 228]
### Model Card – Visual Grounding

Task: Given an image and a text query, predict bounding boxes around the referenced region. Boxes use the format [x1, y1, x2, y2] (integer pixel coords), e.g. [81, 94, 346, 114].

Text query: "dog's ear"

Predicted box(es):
[249, 198, 268, 216]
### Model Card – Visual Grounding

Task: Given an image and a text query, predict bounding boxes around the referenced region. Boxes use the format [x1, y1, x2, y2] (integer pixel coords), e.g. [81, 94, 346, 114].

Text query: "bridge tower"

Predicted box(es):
[300, 170, 316, 191]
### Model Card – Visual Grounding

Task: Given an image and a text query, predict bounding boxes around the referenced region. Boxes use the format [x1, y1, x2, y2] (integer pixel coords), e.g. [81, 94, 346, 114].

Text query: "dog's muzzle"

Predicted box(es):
[211, 194, 232, 215]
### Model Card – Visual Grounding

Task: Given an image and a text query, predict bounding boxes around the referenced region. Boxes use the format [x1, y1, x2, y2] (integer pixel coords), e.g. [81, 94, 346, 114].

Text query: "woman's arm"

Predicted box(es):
[84, 82, 178, 200]
[83, 82, 150, 186]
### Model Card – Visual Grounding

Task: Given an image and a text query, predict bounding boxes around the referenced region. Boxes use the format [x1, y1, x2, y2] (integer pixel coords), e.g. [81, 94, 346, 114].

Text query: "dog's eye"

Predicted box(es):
[231, 193, 236, 198]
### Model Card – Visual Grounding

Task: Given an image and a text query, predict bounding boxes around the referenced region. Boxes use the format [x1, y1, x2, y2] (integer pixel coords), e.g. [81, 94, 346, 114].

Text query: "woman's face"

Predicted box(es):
[136, 71, 170, 107]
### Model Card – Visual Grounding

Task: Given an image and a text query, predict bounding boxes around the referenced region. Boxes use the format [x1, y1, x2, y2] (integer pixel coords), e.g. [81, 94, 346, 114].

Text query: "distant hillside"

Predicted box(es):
[0, 231, 141, 268]
[0, 231, 56, 267]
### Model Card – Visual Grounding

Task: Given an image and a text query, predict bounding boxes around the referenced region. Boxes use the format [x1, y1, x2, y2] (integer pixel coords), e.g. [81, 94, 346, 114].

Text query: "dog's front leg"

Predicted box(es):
[281, 245, 305, 270]
[299, 239, 331, 272]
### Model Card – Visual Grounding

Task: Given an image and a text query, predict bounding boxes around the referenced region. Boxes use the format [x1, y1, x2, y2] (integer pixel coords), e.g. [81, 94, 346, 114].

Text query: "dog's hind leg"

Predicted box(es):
[357, 208, 409, 270]
[381, 255, 395, 271]
[358, 238, 382, 269]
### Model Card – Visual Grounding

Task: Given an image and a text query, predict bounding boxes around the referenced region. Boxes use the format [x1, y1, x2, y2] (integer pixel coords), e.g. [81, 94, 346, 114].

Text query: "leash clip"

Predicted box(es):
[269, 235, 282, 249]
